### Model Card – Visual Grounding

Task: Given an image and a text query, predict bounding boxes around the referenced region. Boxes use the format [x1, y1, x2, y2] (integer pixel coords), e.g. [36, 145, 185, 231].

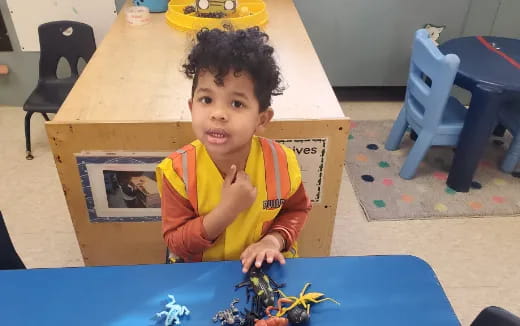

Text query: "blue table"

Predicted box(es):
[0, 256, 459, 325]
[439, 36, 520, 192]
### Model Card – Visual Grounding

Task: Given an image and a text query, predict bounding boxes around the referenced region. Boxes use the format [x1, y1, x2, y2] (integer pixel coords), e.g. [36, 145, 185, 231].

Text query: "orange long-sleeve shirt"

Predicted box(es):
[161, 176, 311, 262]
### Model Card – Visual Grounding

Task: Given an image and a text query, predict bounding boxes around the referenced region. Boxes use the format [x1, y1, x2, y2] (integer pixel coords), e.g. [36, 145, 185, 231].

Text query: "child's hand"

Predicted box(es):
[240, 233, 286, 273]
[220, 165, 257, 216]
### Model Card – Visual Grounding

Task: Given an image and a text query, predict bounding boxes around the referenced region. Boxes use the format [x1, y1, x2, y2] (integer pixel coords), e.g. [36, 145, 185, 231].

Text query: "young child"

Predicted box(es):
[156, 27, 311, 273]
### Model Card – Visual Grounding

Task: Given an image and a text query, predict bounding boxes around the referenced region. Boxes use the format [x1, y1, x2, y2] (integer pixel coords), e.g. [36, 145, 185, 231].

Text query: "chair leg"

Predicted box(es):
[24, 111, 35, 160]
[501, 134, 520, 173]
[41, 113, 50, 121]
[385, 107, 408, 151]
[399, 132, 434, 179]
[493, 124, 506, 137]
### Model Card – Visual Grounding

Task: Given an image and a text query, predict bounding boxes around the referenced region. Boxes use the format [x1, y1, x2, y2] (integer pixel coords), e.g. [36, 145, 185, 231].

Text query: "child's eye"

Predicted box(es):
[199, 96, 212, 104]
[231, 100, 244, 109]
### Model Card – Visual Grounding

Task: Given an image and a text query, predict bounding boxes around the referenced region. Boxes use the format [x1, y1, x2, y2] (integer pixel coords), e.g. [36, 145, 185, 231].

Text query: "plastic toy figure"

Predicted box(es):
[235, 267, 285, 310]
[253, 306, 289, 326]
[155, 294, 190, 326]
[284, 304, 308, 325]
[275, 283, 339, 322]
[213, 298, 244, 325]
[240, 309, 261, 326]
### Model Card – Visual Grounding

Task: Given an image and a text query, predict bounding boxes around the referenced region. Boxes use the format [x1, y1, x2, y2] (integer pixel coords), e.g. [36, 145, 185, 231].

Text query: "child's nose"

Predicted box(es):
[210, 105, 228, 121]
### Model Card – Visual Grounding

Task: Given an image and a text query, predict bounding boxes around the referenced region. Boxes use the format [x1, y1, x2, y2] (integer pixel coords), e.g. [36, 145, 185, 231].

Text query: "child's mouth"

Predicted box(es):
[206, 129, 229, 145]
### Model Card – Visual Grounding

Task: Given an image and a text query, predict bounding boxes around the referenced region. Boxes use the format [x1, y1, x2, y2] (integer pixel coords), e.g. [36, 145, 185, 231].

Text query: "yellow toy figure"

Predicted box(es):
[275, 283, 340, 324]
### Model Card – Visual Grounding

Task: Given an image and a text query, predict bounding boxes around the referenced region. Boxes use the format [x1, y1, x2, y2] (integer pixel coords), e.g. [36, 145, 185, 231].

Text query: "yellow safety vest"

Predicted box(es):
[156, 136, 302, 261]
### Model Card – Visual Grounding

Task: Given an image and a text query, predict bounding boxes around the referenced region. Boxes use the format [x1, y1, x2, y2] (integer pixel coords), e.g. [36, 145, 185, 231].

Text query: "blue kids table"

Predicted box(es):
[439, 36, 520, 192]
[0, 255, 459, 325]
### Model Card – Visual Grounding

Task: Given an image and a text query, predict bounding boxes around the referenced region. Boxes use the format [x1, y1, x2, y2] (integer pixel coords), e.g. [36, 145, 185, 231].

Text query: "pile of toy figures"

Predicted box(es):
[213, 267, 340, 326]
[154, 266, 339, 326]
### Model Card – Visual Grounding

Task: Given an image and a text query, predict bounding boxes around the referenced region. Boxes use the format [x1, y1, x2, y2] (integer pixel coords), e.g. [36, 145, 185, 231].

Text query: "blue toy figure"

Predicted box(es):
[155, 294, 190, 326]
[133, 0, 169, 13]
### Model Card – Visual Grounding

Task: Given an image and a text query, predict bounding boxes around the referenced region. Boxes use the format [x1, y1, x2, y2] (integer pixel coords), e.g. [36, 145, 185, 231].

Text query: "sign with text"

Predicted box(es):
[276, 138, 327, 202]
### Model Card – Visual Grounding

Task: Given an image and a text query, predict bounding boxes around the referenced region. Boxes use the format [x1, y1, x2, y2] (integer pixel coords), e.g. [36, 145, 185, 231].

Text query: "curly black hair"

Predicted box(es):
[182, 27, 284, 112]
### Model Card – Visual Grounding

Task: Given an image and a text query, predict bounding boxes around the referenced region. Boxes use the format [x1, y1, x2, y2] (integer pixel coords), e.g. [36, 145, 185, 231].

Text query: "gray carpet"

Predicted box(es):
[345, 120, 520, 221]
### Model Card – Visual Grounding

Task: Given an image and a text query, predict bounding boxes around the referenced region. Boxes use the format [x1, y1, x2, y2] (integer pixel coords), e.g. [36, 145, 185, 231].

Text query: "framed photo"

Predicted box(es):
[75, 151, 170, 222]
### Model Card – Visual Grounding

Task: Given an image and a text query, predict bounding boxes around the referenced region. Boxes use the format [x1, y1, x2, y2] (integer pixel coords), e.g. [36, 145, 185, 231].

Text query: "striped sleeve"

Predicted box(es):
[160, 177, 214, 262]
[268, 186, 311, 251]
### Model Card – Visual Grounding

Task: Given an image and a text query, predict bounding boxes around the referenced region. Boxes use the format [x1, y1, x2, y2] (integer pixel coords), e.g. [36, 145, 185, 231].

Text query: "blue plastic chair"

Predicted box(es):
[497, 106, 520, 173]
[385, 29, 465, 179]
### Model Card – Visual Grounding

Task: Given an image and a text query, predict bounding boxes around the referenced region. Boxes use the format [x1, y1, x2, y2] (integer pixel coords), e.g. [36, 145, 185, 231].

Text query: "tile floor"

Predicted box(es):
[1, 102, 519, 325]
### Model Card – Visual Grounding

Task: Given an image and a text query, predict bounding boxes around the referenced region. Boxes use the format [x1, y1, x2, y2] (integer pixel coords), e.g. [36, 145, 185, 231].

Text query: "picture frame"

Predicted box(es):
[75, 151, 170, 222]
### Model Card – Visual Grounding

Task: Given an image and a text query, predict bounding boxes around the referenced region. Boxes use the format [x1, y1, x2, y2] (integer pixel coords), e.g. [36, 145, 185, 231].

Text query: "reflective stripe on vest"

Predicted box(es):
[259, 137, 291, 209]
[171, 138, 291, 213]
[171, 144, 198, 215]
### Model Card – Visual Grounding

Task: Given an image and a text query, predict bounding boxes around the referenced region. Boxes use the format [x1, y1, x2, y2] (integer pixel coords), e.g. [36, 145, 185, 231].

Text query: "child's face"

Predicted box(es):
[189, 69, 273, 157]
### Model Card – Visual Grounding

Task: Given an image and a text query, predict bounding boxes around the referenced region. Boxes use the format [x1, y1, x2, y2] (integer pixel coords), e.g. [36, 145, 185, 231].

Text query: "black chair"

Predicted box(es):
[471, 306, 520, 326]
[0, 211, 25, 270]
[23, 21, 96, 160]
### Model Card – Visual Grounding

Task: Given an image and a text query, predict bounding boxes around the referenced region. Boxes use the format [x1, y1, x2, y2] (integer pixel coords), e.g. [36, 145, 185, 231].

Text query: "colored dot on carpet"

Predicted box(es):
[469, 201, 483, 210]
[471, 181, 482, 189]
[373, 200, 386, 208]
[356, 154, 369, 162]
[445, 187, 456, 195]
[492, 196, 506, 204]
[401, 194, 414, 203]
[512, 172, 520, 178]
[493, 178, 507, 186]
[378, 161, 390, 168]
[361, 175, 375, 182]
[348, 134, 354, 140]
[350, 122, 358, 129]
[434, 172, 448, 181]
[434, 203, 448, 212]
[366, 144, 379, 150]
[382, 178, 394, 186]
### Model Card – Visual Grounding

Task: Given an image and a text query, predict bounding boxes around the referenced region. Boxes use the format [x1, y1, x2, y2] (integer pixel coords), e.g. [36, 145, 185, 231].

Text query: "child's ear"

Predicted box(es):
[256, 108, 274, 134]
[188, 98, 193, 112]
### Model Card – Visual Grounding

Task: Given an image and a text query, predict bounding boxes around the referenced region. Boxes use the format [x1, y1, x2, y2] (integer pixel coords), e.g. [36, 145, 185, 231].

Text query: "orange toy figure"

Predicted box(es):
[254, 317, 288, 326]
[254, 306, 288, 326]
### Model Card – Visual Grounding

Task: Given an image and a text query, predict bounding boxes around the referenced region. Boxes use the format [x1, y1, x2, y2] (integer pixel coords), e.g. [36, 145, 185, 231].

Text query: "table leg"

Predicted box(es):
[447, 84, 504, 192]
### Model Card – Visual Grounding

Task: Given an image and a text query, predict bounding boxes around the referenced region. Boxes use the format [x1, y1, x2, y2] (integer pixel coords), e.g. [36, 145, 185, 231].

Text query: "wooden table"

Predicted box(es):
[0, 256, 460, 325]
[46, 0, 349, 266]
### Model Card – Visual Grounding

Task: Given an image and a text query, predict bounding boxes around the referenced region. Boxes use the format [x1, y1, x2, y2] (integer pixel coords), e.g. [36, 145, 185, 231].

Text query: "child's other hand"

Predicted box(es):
[240, 234, 286, 273]
[220, 165, 257, 216]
